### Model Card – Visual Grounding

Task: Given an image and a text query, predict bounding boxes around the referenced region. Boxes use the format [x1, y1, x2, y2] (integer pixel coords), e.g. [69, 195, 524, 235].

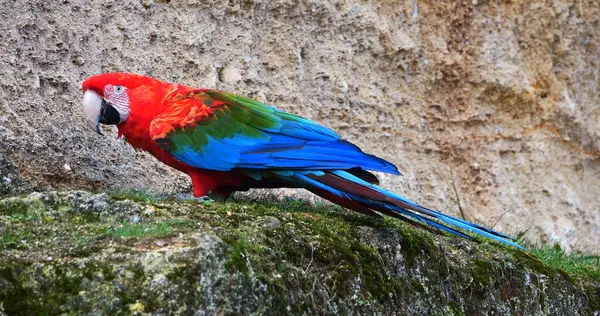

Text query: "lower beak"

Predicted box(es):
[82, 90, 121, 135]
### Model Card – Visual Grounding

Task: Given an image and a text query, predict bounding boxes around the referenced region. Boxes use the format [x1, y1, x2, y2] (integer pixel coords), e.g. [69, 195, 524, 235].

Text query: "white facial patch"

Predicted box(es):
[104, 85, 130, 122]
[82, 90, 103, 132]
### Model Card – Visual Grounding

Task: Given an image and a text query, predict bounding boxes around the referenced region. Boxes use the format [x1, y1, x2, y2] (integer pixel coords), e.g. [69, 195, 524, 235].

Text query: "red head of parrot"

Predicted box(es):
[80, 72, 168, 135]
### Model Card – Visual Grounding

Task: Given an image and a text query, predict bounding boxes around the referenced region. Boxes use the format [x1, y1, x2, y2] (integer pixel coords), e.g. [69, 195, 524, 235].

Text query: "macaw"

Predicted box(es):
[81, 72, 522, 248]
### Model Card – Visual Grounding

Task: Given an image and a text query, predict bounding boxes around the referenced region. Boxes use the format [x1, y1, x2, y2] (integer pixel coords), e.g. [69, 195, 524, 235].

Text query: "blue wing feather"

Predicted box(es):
[170, 119, 399, 174]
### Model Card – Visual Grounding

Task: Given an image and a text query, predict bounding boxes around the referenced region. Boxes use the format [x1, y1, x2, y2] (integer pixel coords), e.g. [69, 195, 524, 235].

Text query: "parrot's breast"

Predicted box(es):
[117, 121, 189, 173]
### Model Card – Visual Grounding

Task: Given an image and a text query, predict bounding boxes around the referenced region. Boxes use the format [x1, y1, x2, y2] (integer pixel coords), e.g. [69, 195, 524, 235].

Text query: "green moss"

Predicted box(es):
[222, 232, 256, 274]
[583, 282, 600, 312]
[0, 230, 31, 249]
[0, 263, 86, 314]
[507, 247, 562, 277]
[448, 301, 463, 316]
[107, 189, 165, 203]
[470, 258, 493, 286]
[214, 204, 415, 313]
[1, 191, 599, 314]
[398, 228, 437, 267]
[209, 201, 389, 311]
[0, 199, 31, 216]
[111, 218, 197, 239]
[2, 212, 37, 223]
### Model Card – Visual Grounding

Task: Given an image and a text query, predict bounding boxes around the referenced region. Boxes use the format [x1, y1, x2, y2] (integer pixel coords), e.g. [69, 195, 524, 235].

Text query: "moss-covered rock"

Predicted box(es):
[0, 191, 598, 315]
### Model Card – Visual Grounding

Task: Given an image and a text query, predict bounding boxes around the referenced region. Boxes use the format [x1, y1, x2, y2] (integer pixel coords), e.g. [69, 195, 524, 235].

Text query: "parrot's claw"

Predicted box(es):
[175, 193, 214, 203]
[198, 195, 214, 202]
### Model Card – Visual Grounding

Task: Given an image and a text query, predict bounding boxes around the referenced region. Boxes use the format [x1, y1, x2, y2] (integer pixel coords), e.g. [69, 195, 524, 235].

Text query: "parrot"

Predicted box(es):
[81, 72, 522, 248]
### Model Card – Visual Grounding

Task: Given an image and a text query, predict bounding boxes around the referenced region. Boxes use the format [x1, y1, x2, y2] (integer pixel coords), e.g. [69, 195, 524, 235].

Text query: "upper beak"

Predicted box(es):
[82, 90, 104, 135]
[82, 90, 122, 135]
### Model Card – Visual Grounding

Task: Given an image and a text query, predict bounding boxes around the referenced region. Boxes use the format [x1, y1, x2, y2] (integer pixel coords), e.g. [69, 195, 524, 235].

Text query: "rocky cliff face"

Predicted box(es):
[1, 0, 598, 249]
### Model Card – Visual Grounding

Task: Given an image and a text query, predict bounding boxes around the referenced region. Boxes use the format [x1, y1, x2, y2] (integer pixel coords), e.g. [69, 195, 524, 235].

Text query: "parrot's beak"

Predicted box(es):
[82, 90, 122, 135]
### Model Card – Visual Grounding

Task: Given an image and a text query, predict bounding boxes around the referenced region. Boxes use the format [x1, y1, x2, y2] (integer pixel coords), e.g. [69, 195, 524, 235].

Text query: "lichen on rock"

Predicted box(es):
[0, 191, 598, 314]
[1, 0, 599, 250]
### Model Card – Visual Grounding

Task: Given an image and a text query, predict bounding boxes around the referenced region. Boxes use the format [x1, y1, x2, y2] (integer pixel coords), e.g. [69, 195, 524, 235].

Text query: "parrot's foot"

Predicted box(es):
[197, 195, 213, 202]
[175, 193, 214, 203]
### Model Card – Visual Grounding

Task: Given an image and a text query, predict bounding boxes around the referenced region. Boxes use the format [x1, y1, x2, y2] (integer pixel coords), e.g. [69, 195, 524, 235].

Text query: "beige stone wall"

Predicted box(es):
[1, 0, 598, 249]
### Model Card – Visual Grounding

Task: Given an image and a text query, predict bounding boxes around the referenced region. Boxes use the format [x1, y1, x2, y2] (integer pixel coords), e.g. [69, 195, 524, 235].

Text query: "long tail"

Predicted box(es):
[284, 170, 524, 249]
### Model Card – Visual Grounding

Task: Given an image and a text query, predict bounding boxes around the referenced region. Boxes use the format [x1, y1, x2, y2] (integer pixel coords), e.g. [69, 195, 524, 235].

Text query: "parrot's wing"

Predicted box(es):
[149, 88, 399, 173]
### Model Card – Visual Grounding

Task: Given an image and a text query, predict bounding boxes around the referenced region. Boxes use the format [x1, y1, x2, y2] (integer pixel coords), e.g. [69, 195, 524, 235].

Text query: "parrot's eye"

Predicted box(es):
[113, 85, 125, 95]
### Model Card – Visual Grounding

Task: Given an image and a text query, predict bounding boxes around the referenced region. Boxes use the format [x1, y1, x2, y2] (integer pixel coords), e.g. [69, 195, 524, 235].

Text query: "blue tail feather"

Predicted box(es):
[331, 170, 516, 241]
[285, 169, 524, 249]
